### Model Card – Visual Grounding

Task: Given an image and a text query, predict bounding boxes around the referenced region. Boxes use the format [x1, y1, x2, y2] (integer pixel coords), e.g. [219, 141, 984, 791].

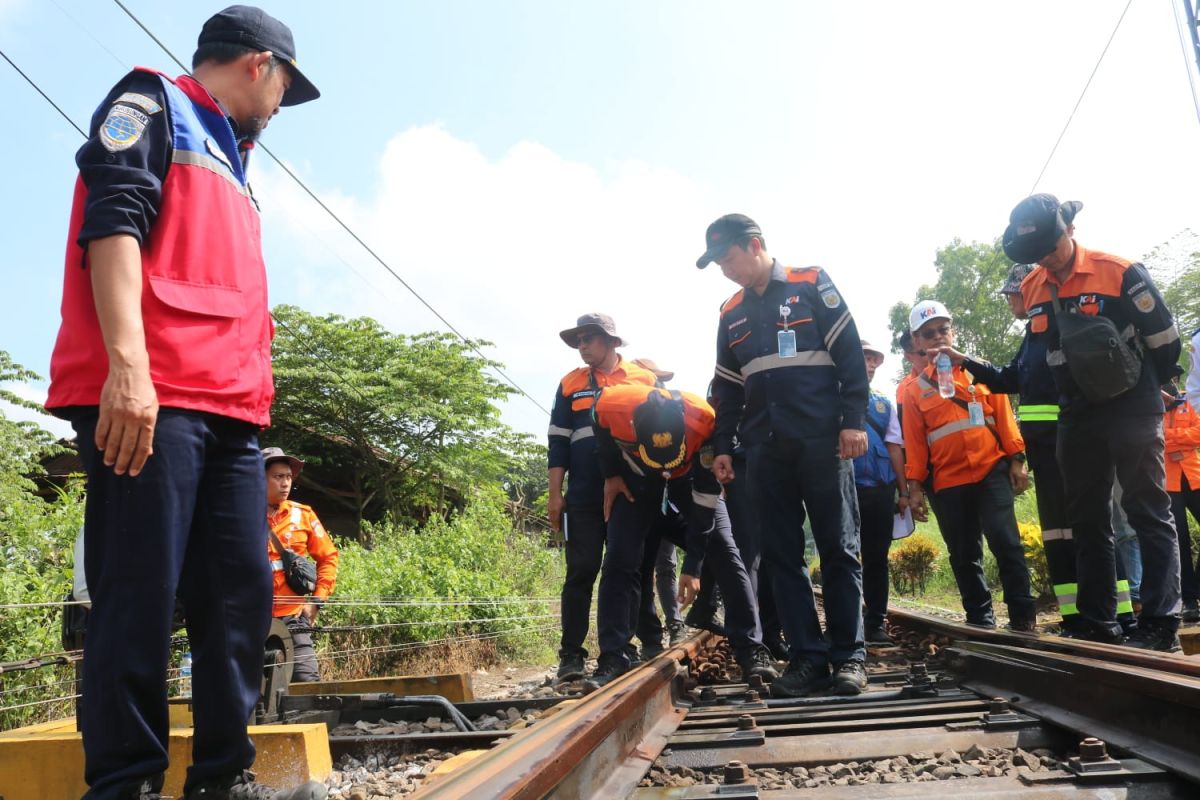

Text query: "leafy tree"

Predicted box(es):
[268, 305, 540, 537]
[1143, 230, 1200, 375]
[887, 238, 1022, 369]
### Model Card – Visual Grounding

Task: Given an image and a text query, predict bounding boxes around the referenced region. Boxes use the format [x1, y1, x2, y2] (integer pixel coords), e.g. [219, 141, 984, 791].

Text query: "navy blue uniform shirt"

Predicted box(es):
[711, 261, 868, 456]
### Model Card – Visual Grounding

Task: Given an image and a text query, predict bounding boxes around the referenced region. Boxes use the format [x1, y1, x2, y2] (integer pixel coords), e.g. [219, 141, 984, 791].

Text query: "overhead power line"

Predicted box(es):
[0, 47, 86, 137]
[1030, 0, 1134, 193]
[111, 0, 550, 417]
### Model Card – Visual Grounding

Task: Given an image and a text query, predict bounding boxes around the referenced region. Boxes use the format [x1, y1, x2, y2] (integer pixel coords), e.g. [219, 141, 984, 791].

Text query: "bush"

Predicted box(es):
[1018, 522, 1054, 599]
[317, 488, 564, 677]
[889, 533, 940, 594]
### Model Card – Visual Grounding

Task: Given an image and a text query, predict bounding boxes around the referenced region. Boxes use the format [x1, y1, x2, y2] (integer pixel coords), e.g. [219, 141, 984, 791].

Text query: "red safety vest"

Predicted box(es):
[47, 69, 274, 425]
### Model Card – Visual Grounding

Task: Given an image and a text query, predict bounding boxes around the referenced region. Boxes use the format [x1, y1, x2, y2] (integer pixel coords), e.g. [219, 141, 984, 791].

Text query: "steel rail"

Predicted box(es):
[884, 603, 1200, 678]
[409, 633, 712, 799]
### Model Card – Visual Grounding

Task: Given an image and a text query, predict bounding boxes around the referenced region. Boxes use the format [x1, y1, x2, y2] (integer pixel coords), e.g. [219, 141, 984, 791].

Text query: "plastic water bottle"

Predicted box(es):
[180, 651, 193, 697]
[935, 353, 955, 399]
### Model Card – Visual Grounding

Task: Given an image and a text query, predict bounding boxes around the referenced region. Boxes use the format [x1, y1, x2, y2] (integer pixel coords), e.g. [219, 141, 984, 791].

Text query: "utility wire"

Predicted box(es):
[1030, 0, 1134, 193]
[0, 47, 86, 137]
[111, 0, 550, 417]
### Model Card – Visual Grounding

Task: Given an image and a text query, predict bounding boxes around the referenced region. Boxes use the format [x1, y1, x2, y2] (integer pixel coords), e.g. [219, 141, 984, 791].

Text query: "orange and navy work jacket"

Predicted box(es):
[592, 384, 719, 576]
[1164, 399, 1200, 493]
[547, 356, 656, 507]
[896, 370, 919, 429]
[1019, 246, 1181, 418]
[901, 365, 1025, 493]
[711, 261, 868, 456]
[267, 500, 340, 619]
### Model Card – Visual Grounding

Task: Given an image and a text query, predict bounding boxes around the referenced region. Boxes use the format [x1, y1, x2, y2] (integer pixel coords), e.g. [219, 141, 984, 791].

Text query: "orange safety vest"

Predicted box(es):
[1164, 399, 1200, 493]
[267, 500, 340, 618]
[901, 364, 1024, 492]
[592, 384, 714, 480]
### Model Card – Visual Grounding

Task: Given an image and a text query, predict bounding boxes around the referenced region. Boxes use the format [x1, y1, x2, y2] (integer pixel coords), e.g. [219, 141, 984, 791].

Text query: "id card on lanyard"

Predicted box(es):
[778, 305, 797, 358]
[966, 385, 985, 427]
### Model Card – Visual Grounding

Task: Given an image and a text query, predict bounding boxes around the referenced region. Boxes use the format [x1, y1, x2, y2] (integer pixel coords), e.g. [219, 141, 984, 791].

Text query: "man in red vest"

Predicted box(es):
[46, 7, 324, 800]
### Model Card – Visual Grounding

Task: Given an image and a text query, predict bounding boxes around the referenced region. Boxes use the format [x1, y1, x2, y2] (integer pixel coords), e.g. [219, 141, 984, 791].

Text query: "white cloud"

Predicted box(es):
[249, 0, 1200, 439]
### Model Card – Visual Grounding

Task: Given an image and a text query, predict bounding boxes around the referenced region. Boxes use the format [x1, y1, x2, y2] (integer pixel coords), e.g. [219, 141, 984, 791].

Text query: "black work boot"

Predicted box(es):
[770, 659, 830, 698]
[1125, 620, 1182, 653]
[185, 771, 327, 800]
[762, 635, 790, 662]
[1005, 617, 1038, 633]
[864, 623, 893, 645]
[585, 652, 631, 689]
[556, 649, 586, 682]
[1182, 600, 1200, 624]
[640, 639, 665, 661]
[736, 645, 780, 682]
[666, 621, 687, 646]
[684, 605, 726, 636]
[832, 659, 868, 695]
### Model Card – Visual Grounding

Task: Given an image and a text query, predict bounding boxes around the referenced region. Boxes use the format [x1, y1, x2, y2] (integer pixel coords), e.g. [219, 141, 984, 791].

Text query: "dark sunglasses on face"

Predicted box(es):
[577, 333, 603, 345]
[918, 324, 951, 340]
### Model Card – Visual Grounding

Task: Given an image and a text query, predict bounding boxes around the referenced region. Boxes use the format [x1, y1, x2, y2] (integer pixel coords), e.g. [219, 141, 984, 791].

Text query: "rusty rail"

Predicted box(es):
[410, 633, 711, 799]
[885, 604, 1200, 678]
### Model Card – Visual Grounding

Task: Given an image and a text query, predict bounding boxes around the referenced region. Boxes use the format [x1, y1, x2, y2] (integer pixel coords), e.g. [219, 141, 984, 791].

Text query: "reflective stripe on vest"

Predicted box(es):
[1116, 579, 1133, 615]
[1054, 582, 1078, 617]
[1019, 404, 1060, 423]
[741, 350, 835, 378]
[926, 416, 996, 445]
[270, 559, 284, 571]
[1042, 528, 1074, 542]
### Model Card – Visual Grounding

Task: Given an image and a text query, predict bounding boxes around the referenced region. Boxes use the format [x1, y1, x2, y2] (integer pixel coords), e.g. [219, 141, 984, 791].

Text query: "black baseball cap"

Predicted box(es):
[695, 214, 762, 269]
[632, 390, 688, 472]
[198, 5, 320, 106]
[1001, 194, 1082, 265]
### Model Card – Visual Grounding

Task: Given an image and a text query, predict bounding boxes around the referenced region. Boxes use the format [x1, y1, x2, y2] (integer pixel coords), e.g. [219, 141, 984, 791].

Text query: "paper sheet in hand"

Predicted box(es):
[892, 507, 915, 540]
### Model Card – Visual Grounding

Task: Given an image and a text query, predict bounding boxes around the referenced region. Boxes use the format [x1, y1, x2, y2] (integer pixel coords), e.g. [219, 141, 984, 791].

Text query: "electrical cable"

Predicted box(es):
[110, 0, 550, 416]
[0, 47, 86, 137]
[1029, 0, 1134, 193]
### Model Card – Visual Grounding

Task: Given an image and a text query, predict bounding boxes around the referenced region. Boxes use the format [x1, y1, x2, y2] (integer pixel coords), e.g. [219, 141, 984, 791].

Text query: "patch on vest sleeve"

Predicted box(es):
[699, 444, 715, 469]
[1132, 290, 1155, 313]
[821, 289, 841, 308]
[114, 92, 162, 114]
[99, 105, 149, 152]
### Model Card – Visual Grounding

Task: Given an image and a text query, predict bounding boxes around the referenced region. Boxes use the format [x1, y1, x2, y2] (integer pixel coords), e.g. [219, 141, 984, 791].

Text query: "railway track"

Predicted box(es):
[381, 605, 1200, 799]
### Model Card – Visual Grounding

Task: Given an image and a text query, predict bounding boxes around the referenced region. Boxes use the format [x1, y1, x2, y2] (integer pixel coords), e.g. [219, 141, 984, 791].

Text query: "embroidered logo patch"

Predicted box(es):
[1132, 291, 1155, 313]
[114, 92, 162, 114]
[99, 105, 148, 152]
[651, 432, 674, 448]
[699, 445, 715, 469]
[875, 399, 886, 413]
[821, 289, 841, 308]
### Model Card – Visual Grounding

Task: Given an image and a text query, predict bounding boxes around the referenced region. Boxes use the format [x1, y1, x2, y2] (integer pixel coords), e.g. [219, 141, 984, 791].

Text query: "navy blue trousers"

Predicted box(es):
[747, 436, 865, 666]
[74, 409, 272, 798]
[600, 480, 762, 660]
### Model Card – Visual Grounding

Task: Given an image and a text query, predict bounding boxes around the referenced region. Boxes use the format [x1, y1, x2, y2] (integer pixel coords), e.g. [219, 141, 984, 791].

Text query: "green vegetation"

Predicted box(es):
[0, 334, 561, 731]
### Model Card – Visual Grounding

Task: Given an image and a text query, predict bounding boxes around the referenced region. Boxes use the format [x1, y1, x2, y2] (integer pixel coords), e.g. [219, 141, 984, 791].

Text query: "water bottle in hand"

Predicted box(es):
[180, 651, 193, 697]
[935, 353, 955, 399]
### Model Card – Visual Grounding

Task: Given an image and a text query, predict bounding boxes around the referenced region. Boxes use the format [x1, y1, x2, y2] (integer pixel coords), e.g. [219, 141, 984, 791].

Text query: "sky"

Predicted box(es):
[1, 0, 1198, 442]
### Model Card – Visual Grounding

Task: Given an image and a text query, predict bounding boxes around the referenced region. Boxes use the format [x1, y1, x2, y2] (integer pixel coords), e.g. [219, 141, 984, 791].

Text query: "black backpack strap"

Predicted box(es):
[1048, 282, 1064, 315]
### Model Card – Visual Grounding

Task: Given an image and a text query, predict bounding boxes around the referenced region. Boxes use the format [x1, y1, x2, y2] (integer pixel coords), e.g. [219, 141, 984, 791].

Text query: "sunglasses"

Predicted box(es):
[577, 333, 604, 345]
[918, 324, 952, 340]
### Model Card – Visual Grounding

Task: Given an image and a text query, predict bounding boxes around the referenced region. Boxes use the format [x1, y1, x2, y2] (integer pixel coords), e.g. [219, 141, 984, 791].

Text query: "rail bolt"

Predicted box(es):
[910, 662, 928, 677]
[1079, 737, 1108, 761]
[724, 760, 751, 784]
[989, 697, 1010, 714]
[699, 687, 717, 702]
[745, 689, 761, 703]
[737, 713, 756, 731]
[748, 674, 765, 690]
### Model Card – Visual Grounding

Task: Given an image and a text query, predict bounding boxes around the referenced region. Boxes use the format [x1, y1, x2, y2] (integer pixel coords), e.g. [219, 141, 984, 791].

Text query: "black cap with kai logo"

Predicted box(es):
[695, 213, 762, 269]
